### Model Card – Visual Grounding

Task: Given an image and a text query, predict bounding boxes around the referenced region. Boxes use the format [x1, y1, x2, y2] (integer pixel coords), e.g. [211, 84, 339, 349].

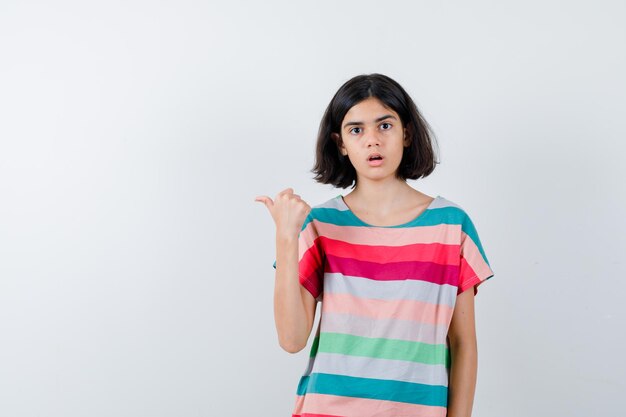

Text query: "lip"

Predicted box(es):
[367, 152, 383, 161]
[367, 156, 384, 167]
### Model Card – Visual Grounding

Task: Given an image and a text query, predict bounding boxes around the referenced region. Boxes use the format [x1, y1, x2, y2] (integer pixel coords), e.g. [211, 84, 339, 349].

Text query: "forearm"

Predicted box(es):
[446, 340, 478, 417]
[274, 235, 310, 353]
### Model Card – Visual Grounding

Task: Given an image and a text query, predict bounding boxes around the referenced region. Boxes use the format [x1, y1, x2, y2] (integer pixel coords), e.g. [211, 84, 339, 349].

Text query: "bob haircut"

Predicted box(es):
[311, 73, 439, 189]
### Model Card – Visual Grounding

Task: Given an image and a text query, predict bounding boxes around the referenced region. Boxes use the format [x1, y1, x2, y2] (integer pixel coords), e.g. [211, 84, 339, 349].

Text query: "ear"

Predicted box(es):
[403, 124, 412, 147]
[331, 132, 347, 155]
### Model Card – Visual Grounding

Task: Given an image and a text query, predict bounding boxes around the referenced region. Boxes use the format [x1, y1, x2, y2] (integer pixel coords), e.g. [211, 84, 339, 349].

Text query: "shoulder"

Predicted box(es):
[300, 195, 343, 231]
[440, 197, 491, 247]
[307, 194, 344, 219]
[301, 194, 356, 234]
[430, 195, 469, 225]
[434, 195, 464, 212]
[312, 194, 343, 210]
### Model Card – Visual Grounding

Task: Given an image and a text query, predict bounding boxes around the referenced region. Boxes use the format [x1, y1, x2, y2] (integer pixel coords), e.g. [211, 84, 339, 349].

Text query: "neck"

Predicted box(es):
[348, 177, 416, 210]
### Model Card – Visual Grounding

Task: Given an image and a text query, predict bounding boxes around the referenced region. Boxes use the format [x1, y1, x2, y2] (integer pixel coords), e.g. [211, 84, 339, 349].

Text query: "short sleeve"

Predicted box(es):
[458, 212, 495, 296]
[272, 213, 325, 302]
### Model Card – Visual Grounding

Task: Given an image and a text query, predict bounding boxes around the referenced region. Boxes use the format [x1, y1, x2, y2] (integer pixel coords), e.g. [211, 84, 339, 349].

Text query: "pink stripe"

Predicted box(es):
[293, 393, 446, 417]
[316, 220, 460, 247]
[324, 253, 459, 287]
[459, 231, 493, 285]
[299, 221, 320, 260]
[322, 238, 458, 266]
[322, 292, 454, 326]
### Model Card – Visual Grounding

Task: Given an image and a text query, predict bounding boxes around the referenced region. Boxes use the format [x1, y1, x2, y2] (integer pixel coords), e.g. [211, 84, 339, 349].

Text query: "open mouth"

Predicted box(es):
[367, 154, 384, 166]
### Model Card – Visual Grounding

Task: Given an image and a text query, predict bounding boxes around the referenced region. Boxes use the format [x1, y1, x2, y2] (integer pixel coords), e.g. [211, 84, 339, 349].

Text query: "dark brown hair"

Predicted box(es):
[311, 73, 439, 189]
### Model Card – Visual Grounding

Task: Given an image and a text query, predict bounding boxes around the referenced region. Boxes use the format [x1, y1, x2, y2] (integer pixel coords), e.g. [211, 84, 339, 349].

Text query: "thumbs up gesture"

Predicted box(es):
[255, 188, 311, 240]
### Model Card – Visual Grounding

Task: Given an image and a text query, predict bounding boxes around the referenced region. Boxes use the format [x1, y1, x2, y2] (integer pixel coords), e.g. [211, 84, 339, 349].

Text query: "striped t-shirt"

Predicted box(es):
[272, 194, 495, 417]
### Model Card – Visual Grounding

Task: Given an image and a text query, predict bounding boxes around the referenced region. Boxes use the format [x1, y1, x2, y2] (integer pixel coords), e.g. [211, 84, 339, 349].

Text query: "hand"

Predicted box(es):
[255, 188, 311, 239]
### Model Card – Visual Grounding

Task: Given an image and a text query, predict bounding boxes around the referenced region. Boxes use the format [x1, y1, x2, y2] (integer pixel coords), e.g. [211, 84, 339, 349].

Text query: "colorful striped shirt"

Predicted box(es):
[272, 194, 495, 417]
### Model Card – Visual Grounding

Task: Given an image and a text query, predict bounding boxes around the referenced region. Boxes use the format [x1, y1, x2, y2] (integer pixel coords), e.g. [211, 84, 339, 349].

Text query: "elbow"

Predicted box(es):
[281, 345, 303, 354]
[278, 337, 306, 354]
[448, 334, 478, 352]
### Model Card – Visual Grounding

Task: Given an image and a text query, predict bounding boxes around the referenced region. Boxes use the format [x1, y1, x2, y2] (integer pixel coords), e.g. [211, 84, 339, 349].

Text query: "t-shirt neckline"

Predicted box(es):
[337, 194, 441, 228]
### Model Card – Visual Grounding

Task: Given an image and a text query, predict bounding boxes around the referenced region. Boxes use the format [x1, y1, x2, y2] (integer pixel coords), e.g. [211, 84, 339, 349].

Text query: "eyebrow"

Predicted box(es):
[343, 114, 397, 129]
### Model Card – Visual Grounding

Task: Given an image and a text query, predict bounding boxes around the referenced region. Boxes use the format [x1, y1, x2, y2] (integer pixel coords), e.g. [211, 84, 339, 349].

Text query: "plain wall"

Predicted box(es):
[1, 0, 625, 416]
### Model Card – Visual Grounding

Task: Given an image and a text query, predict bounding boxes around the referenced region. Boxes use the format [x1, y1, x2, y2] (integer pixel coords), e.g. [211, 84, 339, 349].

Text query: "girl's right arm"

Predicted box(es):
[255, 188, 317, 353]
[274, 233, 318, 353]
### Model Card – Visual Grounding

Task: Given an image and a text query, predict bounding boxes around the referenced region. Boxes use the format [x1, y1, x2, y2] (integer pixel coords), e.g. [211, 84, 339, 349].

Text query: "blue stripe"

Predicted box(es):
[296, 372, 448, 407]
[310, 204, 466, 229]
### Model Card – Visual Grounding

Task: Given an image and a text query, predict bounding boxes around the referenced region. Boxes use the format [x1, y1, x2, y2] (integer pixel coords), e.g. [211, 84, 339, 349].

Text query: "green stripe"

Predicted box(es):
[314, 332, 450, 366]
[309, 331, 320, 357]
[296, 372, 448, 407]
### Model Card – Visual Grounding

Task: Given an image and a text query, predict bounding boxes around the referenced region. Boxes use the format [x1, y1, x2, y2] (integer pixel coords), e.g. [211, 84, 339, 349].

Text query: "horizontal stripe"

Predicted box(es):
[305, 352, 449, 386]
[324, 272, 457, 308]
[293, 392, 446, 417]
[321, 292, 454, 327]
[290, 215, 318, 261]
[324, 253, 458, 287]
[459, 231, 494, 286]
[315, 332, 450, 366]
[320, 235, 459, 267]
[459, 209, 492, 266]
[297, 216, 325, 299]
[296, 372, 448, 407]
[284, 194, 495, 416]
[300, 273, 322, 301]
[458, 271, 494, 296]
[320, 311, 448, 346]
[311, 196, 466, 230]
[315, 221, 461, 247]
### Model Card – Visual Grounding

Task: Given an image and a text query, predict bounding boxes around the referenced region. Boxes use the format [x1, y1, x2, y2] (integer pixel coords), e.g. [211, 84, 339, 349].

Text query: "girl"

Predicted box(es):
[255, 73, 495, 417]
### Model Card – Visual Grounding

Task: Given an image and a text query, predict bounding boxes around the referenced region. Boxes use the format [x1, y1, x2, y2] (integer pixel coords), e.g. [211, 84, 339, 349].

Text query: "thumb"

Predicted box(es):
[254, 195, 274, 210]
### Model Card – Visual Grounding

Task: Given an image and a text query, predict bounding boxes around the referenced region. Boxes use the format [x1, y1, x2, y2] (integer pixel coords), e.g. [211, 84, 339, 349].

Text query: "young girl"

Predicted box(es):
[255, 73, 495, 417]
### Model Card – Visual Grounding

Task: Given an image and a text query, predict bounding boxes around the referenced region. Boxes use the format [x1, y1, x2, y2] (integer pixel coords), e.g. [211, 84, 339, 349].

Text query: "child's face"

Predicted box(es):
[335, 97, 410, 181]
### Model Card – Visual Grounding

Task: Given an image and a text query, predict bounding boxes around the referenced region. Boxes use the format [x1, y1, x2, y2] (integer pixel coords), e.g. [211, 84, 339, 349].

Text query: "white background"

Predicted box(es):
[1, 1, 625, 416]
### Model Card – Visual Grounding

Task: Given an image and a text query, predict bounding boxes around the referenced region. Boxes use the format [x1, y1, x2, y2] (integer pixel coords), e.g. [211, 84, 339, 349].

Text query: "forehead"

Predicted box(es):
[342, 97, 399, 126]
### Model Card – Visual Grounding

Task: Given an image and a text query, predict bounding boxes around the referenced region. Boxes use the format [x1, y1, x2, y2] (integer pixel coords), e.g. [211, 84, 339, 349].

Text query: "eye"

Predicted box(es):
[380, 122, 392, 130]
[349, 127, 362, 134]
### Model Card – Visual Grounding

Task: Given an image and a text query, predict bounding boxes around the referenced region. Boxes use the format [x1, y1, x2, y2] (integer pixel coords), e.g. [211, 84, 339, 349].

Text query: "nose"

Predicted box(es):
[363, 128, 381, 147]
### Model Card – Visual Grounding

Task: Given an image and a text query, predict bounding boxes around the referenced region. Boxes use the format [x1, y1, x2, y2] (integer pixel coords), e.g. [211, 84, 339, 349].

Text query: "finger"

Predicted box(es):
[278, 187, 294, 197]
[254, 196, 274, 208]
